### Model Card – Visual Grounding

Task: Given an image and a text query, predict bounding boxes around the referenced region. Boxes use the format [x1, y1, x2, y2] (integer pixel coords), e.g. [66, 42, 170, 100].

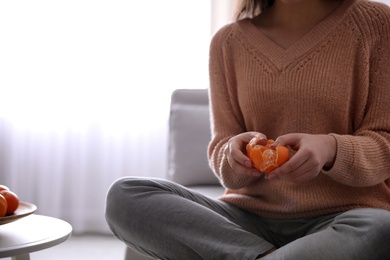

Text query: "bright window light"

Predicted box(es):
[0, 0, 211, 134]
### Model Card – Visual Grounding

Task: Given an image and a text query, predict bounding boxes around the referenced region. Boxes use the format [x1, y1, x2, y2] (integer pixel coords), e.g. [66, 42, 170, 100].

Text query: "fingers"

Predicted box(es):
[266, 157, 313, 182]
[226, 153, 262, 177]
[226, 144, 262, 177]
[271, 133, 302, 149]
[225, 132, 332, 183]
[225, 142, 251, 168]
[242, 131, 266, 140]
[225, 132, 266, 177]
[267, 138, 322, 183]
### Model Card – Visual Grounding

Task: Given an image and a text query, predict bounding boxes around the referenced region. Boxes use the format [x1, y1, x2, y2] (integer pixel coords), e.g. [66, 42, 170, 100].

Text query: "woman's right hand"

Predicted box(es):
[225, 132, 267, 177]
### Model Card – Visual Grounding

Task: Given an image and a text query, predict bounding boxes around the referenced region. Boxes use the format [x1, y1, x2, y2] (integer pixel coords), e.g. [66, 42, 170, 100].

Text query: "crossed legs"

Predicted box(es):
[105, 177, 390, 260]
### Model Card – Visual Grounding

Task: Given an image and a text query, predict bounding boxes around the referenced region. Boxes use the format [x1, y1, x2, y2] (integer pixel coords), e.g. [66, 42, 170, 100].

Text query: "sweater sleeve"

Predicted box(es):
[324, 5, 390, 187]
[207, 25, 260, 190]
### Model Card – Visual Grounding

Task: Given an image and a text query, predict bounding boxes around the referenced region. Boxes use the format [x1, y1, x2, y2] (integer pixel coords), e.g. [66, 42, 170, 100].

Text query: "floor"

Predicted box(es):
[1, 234, 127, 260]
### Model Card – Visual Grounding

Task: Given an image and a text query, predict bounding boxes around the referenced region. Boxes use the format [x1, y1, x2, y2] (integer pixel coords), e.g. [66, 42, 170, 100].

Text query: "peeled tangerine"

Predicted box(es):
[246, 137, 290, 173]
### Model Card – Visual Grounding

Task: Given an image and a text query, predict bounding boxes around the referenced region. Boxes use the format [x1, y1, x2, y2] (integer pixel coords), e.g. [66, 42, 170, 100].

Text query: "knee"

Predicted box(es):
[348, 208, 390, 255]
[106, 177, 137, 208]
[105, 177, 151, 228]
[367, 209, 390, 244]
[104, 177, 159, 248]
[347, 208, 390, 236]
[105, 177, 130, 224]
[329, 208, 390, 258]
[105, 177, 170, 217]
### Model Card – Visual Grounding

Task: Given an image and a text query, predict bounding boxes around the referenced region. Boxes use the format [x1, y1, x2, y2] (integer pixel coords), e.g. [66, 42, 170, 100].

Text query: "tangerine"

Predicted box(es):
[0, 194, 7, 217]
[0, 184, 9, 192]
[246, 137, 290, 173]
[0, 190, 19, 215]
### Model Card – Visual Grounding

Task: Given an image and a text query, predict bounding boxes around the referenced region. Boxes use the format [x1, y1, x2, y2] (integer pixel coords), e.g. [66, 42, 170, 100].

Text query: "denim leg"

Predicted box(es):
[105, 177, 274, 260]
[263, 208, 390, 260]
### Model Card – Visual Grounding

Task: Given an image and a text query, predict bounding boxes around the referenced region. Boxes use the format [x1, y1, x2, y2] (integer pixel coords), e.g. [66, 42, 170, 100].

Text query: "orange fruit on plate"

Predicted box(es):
[0, 194, 7, 217]
[0, 184, 9, 192]
[0, 190, 19, 215]
[246, 137, 290, 173]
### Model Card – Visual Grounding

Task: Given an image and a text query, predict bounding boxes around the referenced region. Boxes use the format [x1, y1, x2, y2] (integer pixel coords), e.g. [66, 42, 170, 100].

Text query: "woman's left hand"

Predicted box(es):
[266, 133, 337, 183]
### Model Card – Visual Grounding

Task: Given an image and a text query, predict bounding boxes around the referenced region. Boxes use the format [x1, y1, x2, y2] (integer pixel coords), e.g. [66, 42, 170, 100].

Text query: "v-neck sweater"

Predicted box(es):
[208, 0, 390, 219]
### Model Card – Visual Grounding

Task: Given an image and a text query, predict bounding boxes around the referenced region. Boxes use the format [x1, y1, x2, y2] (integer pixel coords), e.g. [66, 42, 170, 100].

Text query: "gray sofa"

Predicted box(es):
[124, 89, 225, 260]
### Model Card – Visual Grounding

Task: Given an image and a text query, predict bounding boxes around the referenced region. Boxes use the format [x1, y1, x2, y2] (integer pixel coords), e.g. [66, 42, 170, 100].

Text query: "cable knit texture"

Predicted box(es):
[208, 0, 390, 219]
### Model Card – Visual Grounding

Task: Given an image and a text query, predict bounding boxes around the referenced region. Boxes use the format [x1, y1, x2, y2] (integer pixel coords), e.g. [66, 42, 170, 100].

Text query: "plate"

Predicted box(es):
[0, 202, 37, 225]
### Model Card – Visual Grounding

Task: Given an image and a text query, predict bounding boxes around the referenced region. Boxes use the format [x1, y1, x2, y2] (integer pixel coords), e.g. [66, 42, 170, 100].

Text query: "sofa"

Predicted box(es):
[124, 88, 225, 260]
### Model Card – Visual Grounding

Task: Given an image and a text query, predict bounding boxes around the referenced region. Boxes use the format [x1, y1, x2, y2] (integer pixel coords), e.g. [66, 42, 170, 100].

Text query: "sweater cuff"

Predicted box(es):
[322, 133, 355, 182]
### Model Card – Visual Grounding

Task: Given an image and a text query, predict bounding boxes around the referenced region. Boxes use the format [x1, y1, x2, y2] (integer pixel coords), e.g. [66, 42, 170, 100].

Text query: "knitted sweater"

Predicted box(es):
[208, 0, 390, 219]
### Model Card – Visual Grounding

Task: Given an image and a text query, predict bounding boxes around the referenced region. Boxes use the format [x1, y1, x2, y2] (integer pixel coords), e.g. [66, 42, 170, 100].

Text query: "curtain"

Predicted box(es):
[0, 0, 236, 234]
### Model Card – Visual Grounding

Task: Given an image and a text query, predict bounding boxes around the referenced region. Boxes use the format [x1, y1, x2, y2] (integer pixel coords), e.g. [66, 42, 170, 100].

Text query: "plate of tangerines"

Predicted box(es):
[0, 184, 37, 225]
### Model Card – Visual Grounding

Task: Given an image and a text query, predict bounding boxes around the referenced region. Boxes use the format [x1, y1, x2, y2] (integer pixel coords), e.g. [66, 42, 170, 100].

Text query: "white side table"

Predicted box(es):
[0, 214, 72, 260]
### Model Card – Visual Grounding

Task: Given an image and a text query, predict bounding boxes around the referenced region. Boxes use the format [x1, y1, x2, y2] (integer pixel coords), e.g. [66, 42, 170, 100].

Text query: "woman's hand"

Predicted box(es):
[267, 133, 337, 183]
[225, 132, 266, 177]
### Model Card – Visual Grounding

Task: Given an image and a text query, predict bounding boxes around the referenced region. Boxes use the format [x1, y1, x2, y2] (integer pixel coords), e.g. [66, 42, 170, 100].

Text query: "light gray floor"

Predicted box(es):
[1, 234, 127, 260]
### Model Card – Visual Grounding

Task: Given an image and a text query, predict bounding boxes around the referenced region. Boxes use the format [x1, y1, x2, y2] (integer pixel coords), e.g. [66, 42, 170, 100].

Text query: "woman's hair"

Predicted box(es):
[235, 0, 275, 20]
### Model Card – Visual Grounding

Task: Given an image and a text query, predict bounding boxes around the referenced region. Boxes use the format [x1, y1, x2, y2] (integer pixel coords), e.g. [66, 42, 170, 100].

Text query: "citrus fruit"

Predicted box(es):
[246, 137, 290, 173]
[0, 194, 7, 217]
[0, 184, 9, 192]
[0, 190, 19, 215]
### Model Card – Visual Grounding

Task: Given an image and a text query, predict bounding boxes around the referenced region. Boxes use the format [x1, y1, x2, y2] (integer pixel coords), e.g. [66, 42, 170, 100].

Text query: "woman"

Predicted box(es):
[105, 0, 390, 259]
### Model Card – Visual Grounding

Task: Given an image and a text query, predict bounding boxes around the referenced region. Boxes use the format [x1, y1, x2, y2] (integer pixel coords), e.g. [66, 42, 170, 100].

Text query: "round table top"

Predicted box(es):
[0, 214, 72, 258]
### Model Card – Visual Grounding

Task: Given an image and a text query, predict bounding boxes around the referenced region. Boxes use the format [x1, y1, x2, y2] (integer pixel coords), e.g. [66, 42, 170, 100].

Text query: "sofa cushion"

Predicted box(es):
[167, 89, 221, 187]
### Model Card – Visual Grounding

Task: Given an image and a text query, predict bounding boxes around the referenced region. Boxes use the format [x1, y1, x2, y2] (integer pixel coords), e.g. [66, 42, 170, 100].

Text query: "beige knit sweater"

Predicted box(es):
[208, 0, 390, 219]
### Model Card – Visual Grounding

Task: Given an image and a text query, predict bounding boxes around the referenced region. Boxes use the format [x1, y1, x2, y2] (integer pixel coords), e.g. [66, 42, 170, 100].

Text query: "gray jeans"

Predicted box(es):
[105, 177, 390, 260]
